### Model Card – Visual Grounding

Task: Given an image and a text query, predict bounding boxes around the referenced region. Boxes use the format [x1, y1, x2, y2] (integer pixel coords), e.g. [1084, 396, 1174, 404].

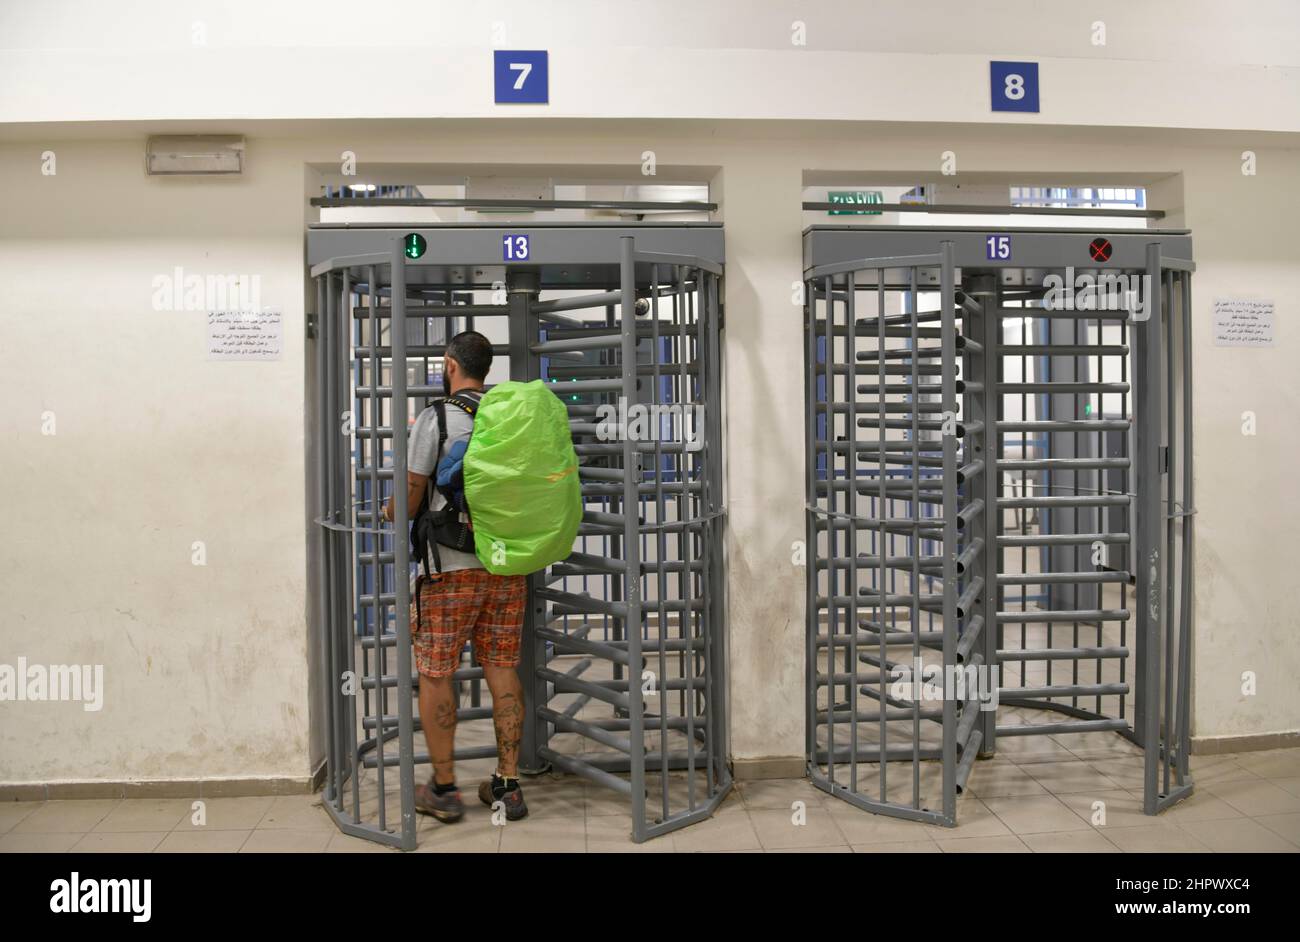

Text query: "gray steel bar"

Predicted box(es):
[315, 275, 338, 808]
[389, 239, 418, 850]
[1176, 269, 1195, 785]
[1135, 242, 1163, 814]
[909, 266, 924, 802]
[801, 201, 1164, 219]
[803, 267, 819, 782]
[620, 236, 648, 840]
[312, 196, 717, 212]
[940, 240, 958, 823]
[509, 272, 548, 775]
[997, 719, 1129, 736]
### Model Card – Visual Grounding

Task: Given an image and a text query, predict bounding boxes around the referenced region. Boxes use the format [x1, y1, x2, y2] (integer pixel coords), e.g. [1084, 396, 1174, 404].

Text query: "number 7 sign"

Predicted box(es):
[494, 50, 549, 104]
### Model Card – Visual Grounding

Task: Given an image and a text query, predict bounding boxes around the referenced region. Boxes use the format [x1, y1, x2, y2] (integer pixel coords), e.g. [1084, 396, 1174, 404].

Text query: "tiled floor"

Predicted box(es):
[4, 745, 1299, 853]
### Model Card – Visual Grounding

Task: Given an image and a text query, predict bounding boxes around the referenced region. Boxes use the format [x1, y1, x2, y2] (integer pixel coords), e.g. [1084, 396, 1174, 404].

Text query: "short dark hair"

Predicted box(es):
[445, 330, 493, 380]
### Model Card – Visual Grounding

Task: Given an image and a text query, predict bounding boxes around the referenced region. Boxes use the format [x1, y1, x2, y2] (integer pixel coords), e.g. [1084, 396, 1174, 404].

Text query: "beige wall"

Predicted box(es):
[1, 118, 1297, 786]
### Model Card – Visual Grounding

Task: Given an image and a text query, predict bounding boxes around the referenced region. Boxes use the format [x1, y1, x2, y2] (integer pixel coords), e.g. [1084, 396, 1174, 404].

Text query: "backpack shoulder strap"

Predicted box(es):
[429, 399, 448, 508]
[443, 391, 481, 417]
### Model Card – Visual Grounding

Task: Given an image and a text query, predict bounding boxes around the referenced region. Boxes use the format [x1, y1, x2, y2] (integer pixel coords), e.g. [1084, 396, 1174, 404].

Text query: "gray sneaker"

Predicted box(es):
[479, 776, 528, 821]
[415, 780, 463, 823]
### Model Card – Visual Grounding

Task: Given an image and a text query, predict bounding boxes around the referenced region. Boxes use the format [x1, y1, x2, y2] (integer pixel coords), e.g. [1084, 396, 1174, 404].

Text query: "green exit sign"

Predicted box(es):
[827, 190, 883, 216]
[404, 233, 427, 259]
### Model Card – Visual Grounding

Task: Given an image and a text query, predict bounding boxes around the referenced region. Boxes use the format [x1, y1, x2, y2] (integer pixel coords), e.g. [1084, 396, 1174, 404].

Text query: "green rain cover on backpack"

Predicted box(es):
[462, 380, 581, 575]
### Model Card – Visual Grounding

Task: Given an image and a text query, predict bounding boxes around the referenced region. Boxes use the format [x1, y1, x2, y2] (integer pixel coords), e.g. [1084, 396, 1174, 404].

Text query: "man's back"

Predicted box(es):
[407, 398, 483, 572]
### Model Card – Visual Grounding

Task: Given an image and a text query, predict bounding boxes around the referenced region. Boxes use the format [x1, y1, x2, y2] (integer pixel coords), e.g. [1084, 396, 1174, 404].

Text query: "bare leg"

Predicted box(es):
[481, 665, 525, 777]
[419, 674, 458, 785]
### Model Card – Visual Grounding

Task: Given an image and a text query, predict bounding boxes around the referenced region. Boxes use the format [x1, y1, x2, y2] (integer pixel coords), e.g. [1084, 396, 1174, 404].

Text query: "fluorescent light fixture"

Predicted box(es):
[145, 135, 244, 175]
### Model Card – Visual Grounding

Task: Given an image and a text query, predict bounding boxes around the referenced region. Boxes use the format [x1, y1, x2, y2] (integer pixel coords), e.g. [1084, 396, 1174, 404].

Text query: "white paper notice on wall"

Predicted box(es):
[1212, 298, 1274, 348]
[207, 308, 283, 360]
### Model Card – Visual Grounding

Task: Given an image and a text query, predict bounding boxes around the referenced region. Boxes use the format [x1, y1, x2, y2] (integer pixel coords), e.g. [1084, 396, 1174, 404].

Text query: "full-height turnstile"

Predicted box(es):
[310, 223, 730, 848]
[803, 226, 1194, 825]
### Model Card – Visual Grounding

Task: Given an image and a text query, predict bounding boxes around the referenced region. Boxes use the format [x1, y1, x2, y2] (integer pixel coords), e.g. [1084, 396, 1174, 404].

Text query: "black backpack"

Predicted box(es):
[410, 391, 481, 576]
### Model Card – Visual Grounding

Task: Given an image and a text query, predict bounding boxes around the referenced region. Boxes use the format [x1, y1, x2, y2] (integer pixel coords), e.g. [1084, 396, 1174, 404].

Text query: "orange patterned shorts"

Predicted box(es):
[410, 569, 527, 679]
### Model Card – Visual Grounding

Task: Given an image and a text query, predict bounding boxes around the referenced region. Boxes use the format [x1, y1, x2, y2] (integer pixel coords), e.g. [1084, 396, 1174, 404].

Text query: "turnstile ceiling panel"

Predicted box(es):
[803, 225, 1193, 275]
[309, 222, 725, 289]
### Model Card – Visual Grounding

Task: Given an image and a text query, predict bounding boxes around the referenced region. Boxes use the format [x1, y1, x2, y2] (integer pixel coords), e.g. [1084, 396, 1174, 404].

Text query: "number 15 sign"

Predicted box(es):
[494, 50, 549, 104]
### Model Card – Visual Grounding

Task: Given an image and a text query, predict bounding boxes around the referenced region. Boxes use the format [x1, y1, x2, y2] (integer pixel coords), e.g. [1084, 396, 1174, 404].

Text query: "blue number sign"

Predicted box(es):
[503, 234, 530, 261]
[990, 61, 1039, 113]
[494, 50, 549, 104]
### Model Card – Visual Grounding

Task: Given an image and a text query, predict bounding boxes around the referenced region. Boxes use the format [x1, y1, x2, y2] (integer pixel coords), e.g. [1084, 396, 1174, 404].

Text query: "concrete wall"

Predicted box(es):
[1, 0, 1298, 787]
[2, 120, 1297, 787]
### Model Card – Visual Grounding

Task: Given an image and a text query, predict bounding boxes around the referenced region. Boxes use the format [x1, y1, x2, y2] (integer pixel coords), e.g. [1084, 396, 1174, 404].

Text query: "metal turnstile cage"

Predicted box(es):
[310, 223, 729, 849]
[803, 226, 1195, 825]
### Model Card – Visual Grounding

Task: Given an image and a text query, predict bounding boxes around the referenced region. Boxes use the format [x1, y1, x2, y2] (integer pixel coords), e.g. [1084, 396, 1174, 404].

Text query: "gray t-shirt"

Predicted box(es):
[407, 395, 483, 572]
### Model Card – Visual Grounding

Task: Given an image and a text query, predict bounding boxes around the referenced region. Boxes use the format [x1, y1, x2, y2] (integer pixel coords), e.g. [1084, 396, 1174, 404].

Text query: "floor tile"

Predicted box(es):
[256, 795, 335, 830]
[155, 829, 253, 853]
[412, 820, 501, 852]
[1102, 824, 1210, 853]
[498, 815, 585, 852]
[1206, 779, 1300, 816]
[1178, 817, 1298, 852]
[748, 807, 846, 849]
[0, 831, 83, 852]
[923, 797, 1009, 839]
[965, 761, 1049, 798]
[240, 828, 333, 853]
[1020, 761, 1125, 795]
[12, 800, 119, 833]
[936, 834, 1030, 852]
[587, 815, 674, 852]
[1056, 789, 1150, 829]
[0, 802, 41, 833]
[1270, 777, 1300, 798]
[324, 831, 400, 853]
[1157, 787, 1245, 823]
[172, 796, 275, 831]
[669, 805, 761, 852]
[71, 831, 168, 852]
[1254, 812, 1300, 847]
[1020, 829, 1120, 852]
[851, 840, 941, 853]
[92, 799, 192, 832]
[983, 795, 1092, 835]
[1234, 749, 1300, 780]
[827, 804, 936, 844]
[737, 778, 832, 811]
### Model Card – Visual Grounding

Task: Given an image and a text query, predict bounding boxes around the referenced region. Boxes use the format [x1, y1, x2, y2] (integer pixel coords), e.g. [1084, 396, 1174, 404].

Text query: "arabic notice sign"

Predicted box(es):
[207, 309, 283, 361]
[1213, 298, 1274, 348]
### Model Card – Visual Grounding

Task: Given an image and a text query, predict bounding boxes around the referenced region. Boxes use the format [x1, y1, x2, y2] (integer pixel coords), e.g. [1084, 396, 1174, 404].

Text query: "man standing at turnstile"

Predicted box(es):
[384, 331, 529, 824]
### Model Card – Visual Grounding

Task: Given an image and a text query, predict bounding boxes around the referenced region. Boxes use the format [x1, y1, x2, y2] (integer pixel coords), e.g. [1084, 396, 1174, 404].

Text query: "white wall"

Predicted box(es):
[1, 1, 1298, 786]
[0, 139, 315, 784]
[2, 1, 1298, 131]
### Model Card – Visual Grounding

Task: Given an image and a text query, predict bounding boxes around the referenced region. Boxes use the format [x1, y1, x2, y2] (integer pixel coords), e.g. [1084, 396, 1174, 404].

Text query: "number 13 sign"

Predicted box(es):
[494, 50, 549, 104]
[990, 61, 1039, 113]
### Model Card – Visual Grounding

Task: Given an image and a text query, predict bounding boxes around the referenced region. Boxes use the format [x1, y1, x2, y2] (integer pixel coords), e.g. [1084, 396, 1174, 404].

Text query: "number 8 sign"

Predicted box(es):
[990, 61, 1039, 113]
